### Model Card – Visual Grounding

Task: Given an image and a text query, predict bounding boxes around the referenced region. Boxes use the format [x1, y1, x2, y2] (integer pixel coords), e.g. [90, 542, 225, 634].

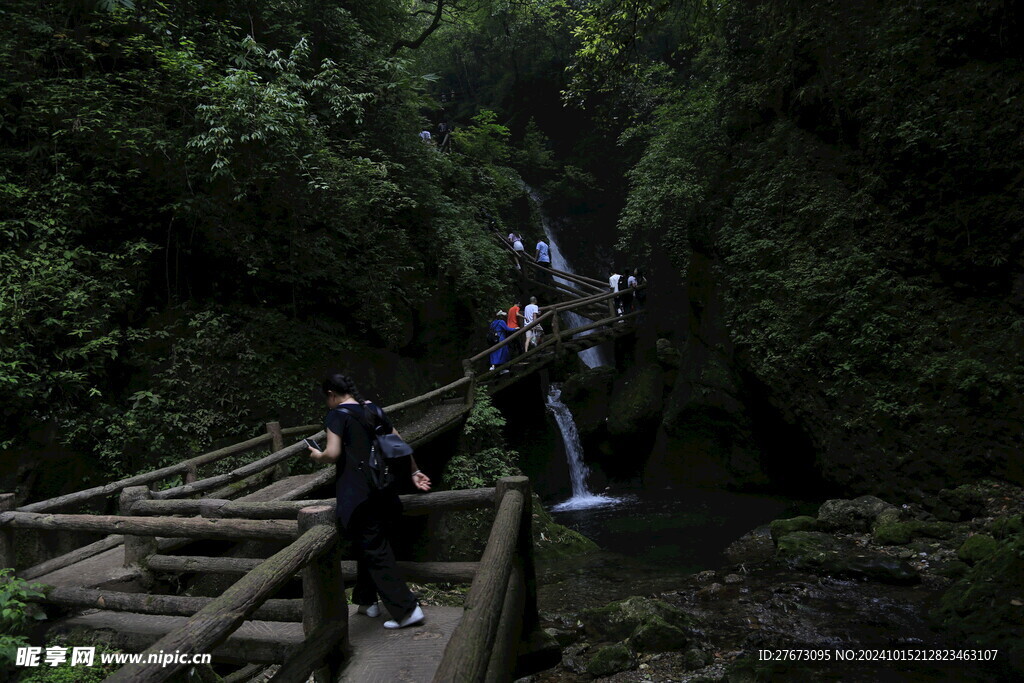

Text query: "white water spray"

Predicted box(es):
[547, 385, 620, 511]
[526, 186, 608, 368]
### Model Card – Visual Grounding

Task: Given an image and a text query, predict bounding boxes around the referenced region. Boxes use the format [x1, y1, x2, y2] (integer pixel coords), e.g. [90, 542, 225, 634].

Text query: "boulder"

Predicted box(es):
[777, 531, 919, 584]
[629, 615, 689, 653]
[579, 596, 700, 643]
[987, 514, 1023, 539]
[817, 496, 896, 532]
[957, 534, 999, 565]
[586, 643, 636, 677]
[873, 520, 955, 546]
[769, 515, 819, 544]
[937, 533, 1024, 672]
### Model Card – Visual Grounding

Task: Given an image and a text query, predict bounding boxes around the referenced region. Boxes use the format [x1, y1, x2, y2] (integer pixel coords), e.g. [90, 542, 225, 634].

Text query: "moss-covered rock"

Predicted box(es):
[532, 494, 599, 562]
[769, 515, 819, 544]
[607, 364, 665, 437]
[987, 514, 1023, 539]
[777, 531, 920, 584]
[936, 533, 1024, 672]
[630, 615, 690, 653]
[586, 642, 636, 677]
[656, 337, 681, 369]
[929, 484, 989, 522]
[957, 534, 999, 565]
[580, 596, 701, 643]
[873, 520, 955, 545]
[817, 496, 896, 532]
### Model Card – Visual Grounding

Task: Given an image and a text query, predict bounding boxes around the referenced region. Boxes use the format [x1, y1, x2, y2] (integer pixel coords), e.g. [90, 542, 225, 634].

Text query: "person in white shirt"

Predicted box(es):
[523, 296, 541, 350]
[609, 271, 623, 315]
[419, 129, 432, 143]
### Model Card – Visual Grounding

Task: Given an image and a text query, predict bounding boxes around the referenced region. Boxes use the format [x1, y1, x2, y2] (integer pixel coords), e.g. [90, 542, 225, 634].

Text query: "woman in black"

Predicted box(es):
[307, 373, 431, 629]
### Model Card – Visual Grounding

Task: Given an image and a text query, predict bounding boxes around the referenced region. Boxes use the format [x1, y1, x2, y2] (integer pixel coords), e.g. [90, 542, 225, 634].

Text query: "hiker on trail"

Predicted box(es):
[535, 238, 551, 267]
[307, 373, 430, 630]
[419, 129, 432, 143]
[633, 268, 647, 309]
[609, 271, 623, 315]
[523, 296, 541, 350]
[509, 232, 526, 269]
[507, 299, 524, 356]
[488, 310, 517, 371]
[620, 268, 634, 314]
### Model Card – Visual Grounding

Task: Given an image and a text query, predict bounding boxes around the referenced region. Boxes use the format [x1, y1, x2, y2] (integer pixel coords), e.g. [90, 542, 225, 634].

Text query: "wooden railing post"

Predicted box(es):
[119, 486, 156, 569]
[463, 360, 476, 409]
[298, 505, 345, 682]
[184, 464, 198, 484]
[0, 493, 15, 569]
[551, 314, 562, 354]
[267, 421, 288, 481]
[497, 477, 538, 634]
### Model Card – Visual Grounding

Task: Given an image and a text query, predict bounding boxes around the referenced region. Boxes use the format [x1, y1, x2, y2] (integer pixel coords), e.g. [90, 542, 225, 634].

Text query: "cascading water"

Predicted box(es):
[547, 385, 619, 511]
[525, 186, 608, 368]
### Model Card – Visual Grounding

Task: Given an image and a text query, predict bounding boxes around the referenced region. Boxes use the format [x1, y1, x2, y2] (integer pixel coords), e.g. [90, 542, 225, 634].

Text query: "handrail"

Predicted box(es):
[494, 234, 607, 290]
[106, 506, 339, 682]
[17, 432, 275, 513]
[468, 310, 554, 363]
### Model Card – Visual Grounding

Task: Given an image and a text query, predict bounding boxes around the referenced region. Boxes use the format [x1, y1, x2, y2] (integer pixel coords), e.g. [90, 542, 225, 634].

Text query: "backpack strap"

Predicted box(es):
[335, 404, 380, 438]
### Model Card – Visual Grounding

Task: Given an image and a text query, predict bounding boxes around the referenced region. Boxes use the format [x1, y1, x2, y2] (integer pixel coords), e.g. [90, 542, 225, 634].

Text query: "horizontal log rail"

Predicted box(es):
[37, 586, 302, 622]
[107, 510, 337, 682]
[17, 432, 275, 513]
[133, 487, 496, 520]
[0, 511, 299, 541]
[382, 375, 473, 414]
[145, 554, 479, 583]
[495, 236, 607, 291]
[152, 439, 315, 500]
[468, 310, 554, 363]
[19, 534, 123, 580]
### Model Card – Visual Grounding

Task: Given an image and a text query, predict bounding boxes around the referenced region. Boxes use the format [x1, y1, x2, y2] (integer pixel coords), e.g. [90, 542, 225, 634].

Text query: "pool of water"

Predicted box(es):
[538, 487, 817, 613]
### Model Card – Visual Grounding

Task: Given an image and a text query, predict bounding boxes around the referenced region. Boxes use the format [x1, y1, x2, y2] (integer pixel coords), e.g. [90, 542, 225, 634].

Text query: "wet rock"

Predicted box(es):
[561, 642, 590, 674]
[630, 615, 690, 653]
[580, 595, 701, 643]
[776, 531, 919, 584]
[683, 647, 712, 670]
[723, 573, 743, 585]
[769, 515, 818, 544]
[586, 642, 636, 677]
[934, 559, 970, 580]
[656, 338, 681, 369]
[930, 484, 988, 522]
[544, 626, 577, 647]
[818, 496, 896, 533]
[697, 582, 725, 600]
[956, 534, 998, 565]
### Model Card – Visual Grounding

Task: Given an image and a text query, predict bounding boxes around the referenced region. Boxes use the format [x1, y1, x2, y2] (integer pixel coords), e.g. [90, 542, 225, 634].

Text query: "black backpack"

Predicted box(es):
[336, 404, 413, 490]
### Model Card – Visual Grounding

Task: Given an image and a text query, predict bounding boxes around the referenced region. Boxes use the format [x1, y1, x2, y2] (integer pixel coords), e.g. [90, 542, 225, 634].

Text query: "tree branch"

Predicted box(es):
[390, 0, 446, 56]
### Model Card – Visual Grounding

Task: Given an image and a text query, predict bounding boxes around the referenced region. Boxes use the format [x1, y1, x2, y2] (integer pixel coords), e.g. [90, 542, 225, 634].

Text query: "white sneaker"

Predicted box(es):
[383, 604, 424, 629]
[489, 365, 495, 371]
[356, 603, 381, 617]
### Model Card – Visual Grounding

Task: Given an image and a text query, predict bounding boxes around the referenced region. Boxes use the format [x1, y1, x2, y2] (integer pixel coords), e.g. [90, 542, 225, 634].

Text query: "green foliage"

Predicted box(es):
[572, 0, 1024, 489]
[445, 389, 519, 490]
[0, 569, 46, 669]
[453, 109, 511, 164]
[0, 0, 516, 480]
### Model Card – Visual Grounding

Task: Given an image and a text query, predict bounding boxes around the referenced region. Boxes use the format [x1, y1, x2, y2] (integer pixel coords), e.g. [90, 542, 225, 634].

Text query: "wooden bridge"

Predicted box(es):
[0, 251, 644, 681]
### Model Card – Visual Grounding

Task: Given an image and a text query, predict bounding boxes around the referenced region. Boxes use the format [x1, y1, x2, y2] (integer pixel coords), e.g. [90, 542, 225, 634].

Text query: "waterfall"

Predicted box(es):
[525, 186, 608, 368]
[547, 385, 620, 511]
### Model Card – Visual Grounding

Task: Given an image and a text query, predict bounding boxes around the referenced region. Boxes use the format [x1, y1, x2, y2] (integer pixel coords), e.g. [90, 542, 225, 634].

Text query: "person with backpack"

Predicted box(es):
[633, 268, 648, 308]
[620, 267, 634, 314]
[307, 373, 431, 629]
[488, 310, 517, 371]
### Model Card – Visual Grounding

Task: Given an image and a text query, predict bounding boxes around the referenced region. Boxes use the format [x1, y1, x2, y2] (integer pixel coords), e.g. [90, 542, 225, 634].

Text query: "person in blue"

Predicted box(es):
[488, 310, 517, 371]
[535, 238, 551, 266]
[307, 373, 431, 629]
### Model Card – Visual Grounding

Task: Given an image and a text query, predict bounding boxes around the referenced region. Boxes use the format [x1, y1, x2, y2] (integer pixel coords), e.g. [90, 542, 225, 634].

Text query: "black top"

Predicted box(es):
[324, 402, 399, 527]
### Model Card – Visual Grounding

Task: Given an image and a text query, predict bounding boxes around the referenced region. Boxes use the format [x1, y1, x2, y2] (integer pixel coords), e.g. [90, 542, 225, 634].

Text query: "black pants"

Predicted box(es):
[341, 497, 417, 621]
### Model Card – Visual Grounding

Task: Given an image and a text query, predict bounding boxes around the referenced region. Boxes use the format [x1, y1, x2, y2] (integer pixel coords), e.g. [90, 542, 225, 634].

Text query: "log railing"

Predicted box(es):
[13, 480, 533, 682]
